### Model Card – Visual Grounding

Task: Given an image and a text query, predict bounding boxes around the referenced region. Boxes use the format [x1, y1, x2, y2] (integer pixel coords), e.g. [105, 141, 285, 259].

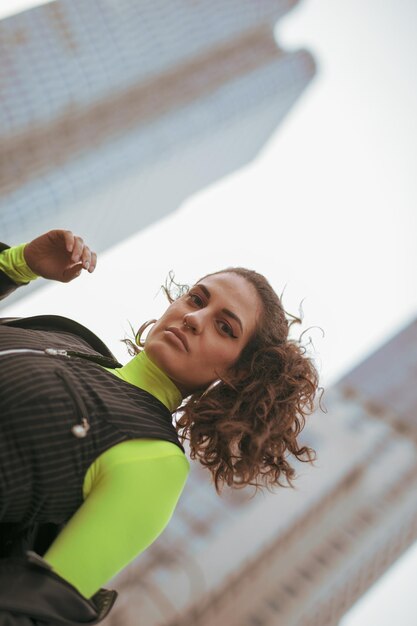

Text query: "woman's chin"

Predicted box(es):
[146, 341, 185, 380]
[145, 337, 211, 398]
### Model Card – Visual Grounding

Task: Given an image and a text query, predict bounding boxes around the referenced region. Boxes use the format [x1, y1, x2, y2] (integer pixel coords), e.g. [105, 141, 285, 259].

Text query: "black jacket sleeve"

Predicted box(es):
[0, 243, 30, 302]
[0, 551, 117, 625]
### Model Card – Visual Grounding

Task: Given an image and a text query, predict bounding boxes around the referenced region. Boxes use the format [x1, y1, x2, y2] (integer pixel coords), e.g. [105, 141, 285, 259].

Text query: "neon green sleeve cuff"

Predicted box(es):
[0, 243, 39, 284]
[43, 446, 190, 599]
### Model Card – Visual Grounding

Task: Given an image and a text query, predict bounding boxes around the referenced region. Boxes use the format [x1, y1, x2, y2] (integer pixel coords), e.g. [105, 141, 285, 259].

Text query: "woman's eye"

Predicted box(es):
[188, 293, 236, 338]
[189, 293, 203, 306]
[219, 322, 235, 337]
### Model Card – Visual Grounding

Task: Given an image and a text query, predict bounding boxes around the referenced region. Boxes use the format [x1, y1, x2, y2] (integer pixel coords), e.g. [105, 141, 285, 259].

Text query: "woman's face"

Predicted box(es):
[145, 272, 262, 397]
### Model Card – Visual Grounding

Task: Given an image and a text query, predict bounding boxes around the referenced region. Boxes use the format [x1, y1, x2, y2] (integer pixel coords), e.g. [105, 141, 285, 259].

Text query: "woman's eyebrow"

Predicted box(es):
[196, 283, 243, 333]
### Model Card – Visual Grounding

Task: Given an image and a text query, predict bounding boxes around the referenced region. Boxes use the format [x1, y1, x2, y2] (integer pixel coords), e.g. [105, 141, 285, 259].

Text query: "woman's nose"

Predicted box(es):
[183, 313, 201, 332]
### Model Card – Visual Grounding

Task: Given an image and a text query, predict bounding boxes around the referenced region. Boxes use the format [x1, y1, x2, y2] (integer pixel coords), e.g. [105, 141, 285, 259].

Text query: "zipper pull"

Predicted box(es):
[71, 418, 90, 438]
[44, 348, 70, 357]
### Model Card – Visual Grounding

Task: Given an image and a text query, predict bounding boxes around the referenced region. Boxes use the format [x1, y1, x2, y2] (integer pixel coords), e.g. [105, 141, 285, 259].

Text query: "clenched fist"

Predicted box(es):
[24, 229, 97, 283]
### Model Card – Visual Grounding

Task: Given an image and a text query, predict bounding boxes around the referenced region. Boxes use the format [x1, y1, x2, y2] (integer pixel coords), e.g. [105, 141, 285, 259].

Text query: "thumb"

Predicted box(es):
[62, 263, 83, 282]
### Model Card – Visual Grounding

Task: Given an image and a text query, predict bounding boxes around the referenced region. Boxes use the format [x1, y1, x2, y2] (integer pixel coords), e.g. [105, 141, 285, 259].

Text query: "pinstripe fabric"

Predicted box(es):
[0, 323, 185, 530]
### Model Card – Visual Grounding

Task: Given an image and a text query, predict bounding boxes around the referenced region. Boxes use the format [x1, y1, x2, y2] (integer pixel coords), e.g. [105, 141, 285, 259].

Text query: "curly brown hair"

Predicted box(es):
[122, 268, 325, 498]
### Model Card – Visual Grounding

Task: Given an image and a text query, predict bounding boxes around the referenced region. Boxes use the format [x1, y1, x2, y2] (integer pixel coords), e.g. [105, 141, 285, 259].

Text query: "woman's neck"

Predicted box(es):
[109, 349, 183, 413]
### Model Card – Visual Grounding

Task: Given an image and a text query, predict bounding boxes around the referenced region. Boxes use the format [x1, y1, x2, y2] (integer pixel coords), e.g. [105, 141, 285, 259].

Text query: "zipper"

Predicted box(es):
[55, 368, 91, 438]
[0, 347, 120, 367]
[0, 347, 70, 358]
[0, 345, 124, 438]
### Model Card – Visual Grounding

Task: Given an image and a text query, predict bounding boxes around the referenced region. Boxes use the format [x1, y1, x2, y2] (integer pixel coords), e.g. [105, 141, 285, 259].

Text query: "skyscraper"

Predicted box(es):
[0, 0, 315, 304]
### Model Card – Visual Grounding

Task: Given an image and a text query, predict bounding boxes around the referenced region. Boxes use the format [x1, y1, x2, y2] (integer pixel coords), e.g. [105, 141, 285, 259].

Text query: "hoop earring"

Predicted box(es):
[135, 319, 157, 347]
[200, 379, 222, 399]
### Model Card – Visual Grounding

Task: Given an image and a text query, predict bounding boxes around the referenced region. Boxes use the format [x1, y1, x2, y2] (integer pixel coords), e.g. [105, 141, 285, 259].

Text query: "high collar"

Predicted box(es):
[107, 349, 183, 413]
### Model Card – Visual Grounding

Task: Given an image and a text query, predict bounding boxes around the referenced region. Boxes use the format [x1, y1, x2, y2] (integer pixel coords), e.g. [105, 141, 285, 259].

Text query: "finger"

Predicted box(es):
[80, 246, 92, 270]
[71, 236, 84, 263]
[88, 251, 97, 273]
[63, 230, 75, 253]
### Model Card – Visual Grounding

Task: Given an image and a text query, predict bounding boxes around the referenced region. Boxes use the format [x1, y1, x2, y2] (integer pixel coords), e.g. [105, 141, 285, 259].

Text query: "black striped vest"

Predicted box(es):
[0, 319, 185, 530]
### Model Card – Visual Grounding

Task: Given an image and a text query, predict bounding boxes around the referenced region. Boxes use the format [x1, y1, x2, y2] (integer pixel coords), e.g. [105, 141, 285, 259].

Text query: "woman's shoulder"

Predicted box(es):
[83, 439, 190, 499]
[100, 438, 189, 463]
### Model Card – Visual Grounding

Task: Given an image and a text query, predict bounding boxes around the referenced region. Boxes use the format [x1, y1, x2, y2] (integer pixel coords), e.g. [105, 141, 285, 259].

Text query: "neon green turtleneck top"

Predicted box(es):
[0, 244, 190, 599]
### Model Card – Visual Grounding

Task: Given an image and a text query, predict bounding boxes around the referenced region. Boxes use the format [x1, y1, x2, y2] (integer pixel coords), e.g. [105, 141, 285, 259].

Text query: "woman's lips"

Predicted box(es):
[164, 328, 189, 351]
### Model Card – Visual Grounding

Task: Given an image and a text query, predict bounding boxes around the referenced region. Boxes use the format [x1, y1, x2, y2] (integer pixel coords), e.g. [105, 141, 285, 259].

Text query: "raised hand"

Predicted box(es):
[23, 229, 97, 283]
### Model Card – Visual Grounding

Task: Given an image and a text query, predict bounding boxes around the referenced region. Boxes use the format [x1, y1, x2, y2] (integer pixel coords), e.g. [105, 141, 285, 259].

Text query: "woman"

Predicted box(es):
[0, 229, 321, 625]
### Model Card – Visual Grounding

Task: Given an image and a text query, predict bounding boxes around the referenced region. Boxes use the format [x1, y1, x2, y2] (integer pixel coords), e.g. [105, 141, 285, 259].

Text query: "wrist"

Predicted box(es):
[21, 244, 40, 280]
[0, 243, 39, 284]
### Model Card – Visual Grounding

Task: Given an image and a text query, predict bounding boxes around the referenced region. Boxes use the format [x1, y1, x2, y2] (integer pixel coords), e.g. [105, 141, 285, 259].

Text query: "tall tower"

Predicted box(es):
[0, 0, 315, 304]
[105, 316, 417, 626]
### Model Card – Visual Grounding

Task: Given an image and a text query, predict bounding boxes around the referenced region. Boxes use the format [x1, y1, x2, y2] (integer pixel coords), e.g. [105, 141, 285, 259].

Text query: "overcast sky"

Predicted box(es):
[1, 0, 416, 623]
